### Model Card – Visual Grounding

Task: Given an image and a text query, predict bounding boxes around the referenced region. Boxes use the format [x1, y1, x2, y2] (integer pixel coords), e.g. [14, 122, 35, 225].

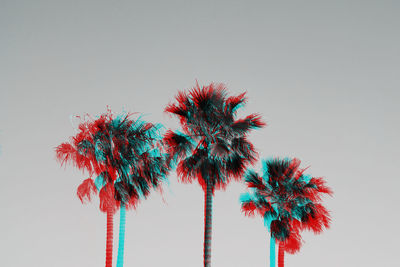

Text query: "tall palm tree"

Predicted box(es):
[241, 158, 332, 267]
[163, 82, 265, 266]
[56, 111, 168, 267]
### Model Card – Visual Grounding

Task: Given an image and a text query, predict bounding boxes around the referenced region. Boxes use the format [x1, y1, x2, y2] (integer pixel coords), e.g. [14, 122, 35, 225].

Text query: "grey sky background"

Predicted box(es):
[1, 0, 399, 266]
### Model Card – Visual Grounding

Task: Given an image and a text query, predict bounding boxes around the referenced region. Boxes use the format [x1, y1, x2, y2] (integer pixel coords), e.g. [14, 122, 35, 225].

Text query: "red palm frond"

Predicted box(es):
[310, 177, 334, 196]
[226, 92, 247, 113]
[241, 201, 257, 217]
[300, 203, 331, 234]
[99, 184, 119, 214]
[55, 142, 77, 166]
[77, 178, 97, 203]
[231, 114, 266, 136]
[282, 229, 303, 254]
[163, 130, 193, 160]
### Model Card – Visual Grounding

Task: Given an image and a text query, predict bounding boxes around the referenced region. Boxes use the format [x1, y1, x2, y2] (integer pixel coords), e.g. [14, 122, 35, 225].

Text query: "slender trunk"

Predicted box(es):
[106, 208, 114, 267]
[278, 242, 284, 267]
[270, 235, 275, 267]
[203, 183, 213, 267]
[116, 204, 126, 267]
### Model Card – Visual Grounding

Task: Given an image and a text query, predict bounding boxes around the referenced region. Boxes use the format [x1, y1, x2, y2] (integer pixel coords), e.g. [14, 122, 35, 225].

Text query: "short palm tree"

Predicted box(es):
[163, 82, 265, 266]
[55, 111, 169, 267]
[240, 158, 332, 267]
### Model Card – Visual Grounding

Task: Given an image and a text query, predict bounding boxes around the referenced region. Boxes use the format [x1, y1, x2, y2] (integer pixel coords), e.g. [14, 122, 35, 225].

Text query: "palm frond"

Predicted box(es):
[270, 219, 290, 241]
[282, 228, 303, 254]
[231, 137, 257, 163]
[99, 184, 118, 214]
[226, 153, 247, 178]
[55, 142, 77, 166]
[240, 193, 257, 217]
[176, 148, 206, 183]
[209, 138, 230, 157]
[77, 178, 97, 203]
[165, 91, 190, 119]
[244, 170, 265, 190]
[226, 92, 247, 114]
[163, 130, 194, 161]
[231, 114, 266, 136]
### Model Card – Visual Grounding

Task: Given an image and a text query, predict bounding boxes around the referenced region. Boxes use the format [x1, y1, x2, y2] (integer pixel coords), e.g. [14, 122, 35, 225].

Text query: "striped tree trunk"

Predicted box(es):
[116, 204, 126, 267]
[278, 242, 284, 267]
[270, 235, 276, 267]
[203, 182, 213, 267]
[105, 208, 114, 267]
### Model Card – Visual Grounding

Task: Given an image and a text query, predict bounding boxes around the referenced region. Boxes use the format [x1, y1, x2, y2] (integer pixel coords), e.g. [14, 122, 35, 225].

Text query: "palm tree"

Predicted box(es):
[55, 111, 168, 267]
[163, 82, 265, 266]
[240, 158, 332, 267]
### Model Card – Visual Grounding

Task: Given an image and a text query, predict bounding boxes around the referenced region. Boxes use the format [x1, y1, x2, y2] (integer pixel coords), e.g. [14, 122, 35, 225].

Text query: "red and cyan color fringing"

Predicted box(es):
[241, 157, 332, 266]
[164, 82, 265, 266]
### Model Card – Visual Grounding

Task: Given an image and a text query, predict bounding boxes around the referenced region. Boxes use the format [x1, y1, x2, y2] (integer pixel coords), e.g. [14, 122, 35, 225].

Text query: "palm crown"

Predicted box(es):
[56, 111, 168, 209]
[163, 82, 265, 191]
[241, 157, 332, 253]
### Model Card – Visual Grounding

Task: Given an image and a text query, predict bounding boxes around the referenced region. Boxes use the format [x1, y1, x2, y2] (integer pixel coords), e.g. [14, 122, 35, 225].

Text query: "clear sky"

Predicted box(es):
[1, 1, 399, 266]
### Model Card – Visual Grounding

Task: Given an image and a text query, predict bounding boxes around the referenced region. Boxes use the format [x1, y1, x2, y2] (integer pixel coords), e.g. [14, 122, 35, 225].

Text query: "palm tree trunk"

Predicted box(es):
[270, 235, 275, 267]
[278, 242, 284, 267]
[116, 204, 126, 267]
[203, 182, 213, 267]
[106, 207, 114, 267]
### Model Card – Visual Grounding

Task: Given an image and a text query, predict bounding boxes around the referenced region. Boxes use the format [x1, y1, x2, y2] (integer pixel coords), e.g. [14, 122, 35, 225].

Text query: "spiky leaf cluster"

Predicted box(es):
[241, 158, 332, 253]
[56, 111, 169, 213]
[163, 83, 265, 192]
